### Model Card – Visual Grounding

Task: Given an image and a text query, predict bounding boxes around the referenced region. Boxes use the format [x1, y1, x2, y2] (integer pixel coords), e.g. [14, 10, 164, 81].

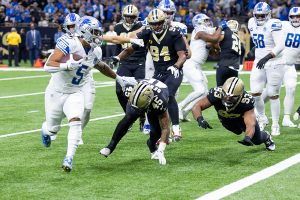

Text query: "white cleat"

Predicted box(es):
[271, 124, 280, 136]
[172, 125, 182, 142]
[78, 139, 84, 145]
[100, 148, 111, 158]
[180, 109, 191, 122]
[259, 116, 269, 131]
[50, 134, 57, 141]
[282, 119, 297, 128]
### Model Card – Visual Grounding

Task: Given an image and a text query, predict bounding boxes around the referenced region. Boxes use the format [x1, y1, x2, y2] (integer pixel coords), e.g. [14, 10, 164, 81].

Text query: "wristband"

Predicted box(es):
[244, 136, 251, 140]
[197, 116, 204, 122]
[158, 142, 166, 152]
[173, 64, 179, 69]
[59, 63, 68, 71]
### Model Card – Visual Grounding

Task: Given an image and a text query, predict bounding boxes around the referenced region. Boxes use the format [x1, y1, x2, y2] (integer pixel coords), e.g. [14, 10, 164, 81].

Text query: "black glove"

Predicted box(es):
[256, 53, 273, 69]
[111, 56, 120, 66]
[197, 116, 212, 129]
[247, 46, 255, 60]
[238, 136, 254, 146]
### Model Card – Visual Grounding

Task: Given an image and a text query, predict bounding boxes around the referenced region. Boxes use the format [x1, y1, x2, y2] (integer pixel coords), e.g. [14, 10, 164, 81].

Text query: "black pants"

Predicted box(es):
[8, 45, 19, 67]
[220, 117, 268, 145]
[19, 45, 27, 63]
[216, 66, 238, 86]
[106, 45, 116, 58]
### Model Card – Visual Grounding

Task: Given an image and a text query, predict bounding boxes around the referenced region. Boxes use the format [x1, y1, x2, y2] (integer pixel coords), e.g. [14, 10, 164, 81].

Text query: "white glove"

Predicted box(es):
[116, 75, 138, 89]
[60, 54, 83, 71]
[151, 150, 166, 165]
[293, 112, 299, 121]
[130, 38, 144, 47]
[167, 65, 180, 78]
[93, 47, 102, 64]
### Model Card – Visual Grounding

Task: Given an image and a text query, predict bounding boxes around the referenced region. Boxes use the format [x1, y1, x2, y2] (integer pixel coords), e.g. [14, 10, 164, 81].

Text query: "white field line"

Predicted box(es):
[0, 68, 117, 73]
[196, 153, 300, 200]
[0, 75, 51, 81]
[0, 113, 125, 138]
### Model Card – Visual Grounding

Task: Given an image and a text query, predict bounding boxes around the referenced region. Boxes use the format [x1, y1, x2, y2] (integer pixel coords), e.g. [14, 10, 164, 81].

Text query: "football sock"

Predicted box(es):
[284, 87, 295, 115]
[116, 91, 128, 113]
[270, 98, 280, 125]
[67, 121, 82, 159]
[168, 96, 179, 125]
[261, 89, 270, 104]
[42, 121, 55, 136]
[81, 109, 91, 130]
[253, 95, 265, 118]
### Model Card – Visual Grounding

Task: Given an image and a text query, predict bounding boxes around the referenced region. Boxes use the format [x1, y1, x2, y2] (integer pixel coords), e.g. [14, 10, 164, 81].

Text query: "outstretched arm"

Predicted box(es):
[243, 109, 256, 139]
[158, 110, 170, 145]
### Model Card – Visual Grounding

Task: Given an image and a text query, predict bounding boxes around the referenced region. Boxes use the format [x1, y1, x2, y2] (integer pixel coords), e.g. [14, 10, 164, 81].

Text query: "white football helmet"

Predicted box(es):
[192, 14, 210, 28]
[76, 16, 103, 48]
[63, 13, 80, 36]
[157, 0, 176, 23]
[253, 2, 271, 26]
[289, 7, 300, 27]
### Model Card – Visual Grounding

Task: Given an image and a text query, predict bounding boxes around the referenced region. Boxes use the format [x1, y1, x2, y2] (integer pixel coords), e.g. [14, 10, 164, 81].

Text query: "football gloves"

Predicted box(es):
[115, 75, 138, 89]
[238, 136, 254, 146]
[151, 150, 166, 165]
[247, 46, 255, 60]
[219, 19, 228, 29]
[256, 53, 273, 69]
[130, 38, 144, 47]
[197, 116, 212, 129]
[61, 54, 83, 71]
[111, 56, 120, 67]
[167, 65, 180, 78]
[293, 112, 299, 121]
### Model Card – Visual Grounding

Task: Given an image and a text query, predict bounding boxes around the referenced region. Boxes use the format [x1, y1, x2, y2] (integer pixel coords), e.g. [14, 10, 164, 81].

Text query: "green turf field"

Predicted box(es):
[1, 63, 300, 199]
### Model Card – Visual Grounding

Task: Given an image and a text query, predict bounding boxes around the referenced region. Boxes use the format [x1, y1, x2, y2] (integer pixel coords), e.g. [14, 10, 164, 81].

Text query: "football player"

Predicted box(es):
[178, 13, 226, 122]
[50, 13, 145, 145]
[251, 7, 300, 128]
[113, 9, 189, 142]
[293, 106, 300, 128]
[100, 79, 170, 165]
[41, 16, 138, 172]
[113, 5, 148, 132]
[210, 20, 241, 86]
[192, 77, 275, 151]
[248, 2, 285, 136]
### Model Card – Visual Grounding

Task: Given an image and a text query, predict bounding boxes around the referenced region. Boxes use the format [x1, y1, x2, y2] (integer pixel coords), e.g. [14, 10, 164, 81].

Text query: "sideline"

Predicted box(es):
[0, 113, 125, 138]
[196, 153, 300, 200]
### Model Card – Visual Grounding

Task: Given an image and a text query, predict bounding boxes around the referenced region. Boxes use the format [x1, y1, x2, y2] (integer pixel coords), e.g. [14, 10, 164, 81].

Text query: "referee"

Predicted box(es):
[6, 28, 21, 67]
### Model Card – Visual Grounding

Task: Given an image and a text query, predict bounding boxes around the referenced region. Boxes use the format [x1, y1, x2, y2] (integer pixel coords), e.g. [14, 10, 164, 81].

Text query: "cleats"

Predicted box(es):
[180, 109, 191, 122]
[62, 156, 73, 172]
[282, 118, 297, 128]
[172, 125, 182, 142]
[78, 139, 84, 145]
[259, 116, 269, 131]
[271, 124, 280, 136]
[143, 124, 150, 135]
[41, 130, 51, 147]
[100, 148, 111, 158]
[264, 131, 275, 151]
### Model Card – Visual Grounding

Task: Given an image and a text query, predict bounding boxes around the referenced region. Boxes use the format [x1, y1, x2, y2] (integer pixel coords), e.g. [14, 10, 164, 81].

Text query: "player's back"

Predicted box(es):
[248, 17, 285, 66]
[170, 21, 187, 36]
[189, 25, 215, 65]
[282, 21, 300, 65]
[50, 37, 95, 93]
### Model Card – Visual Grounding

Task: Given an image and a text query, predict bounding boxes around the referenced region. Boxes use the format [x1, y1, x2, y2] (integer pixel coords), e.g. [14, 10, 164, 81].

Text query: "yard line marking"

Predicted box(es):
[0, 84, 115, 99]
[27, 110, 39, 113]
[0, 75, 51, 81]
[0, 113, 125, 138]
[196, 153, 300, 200]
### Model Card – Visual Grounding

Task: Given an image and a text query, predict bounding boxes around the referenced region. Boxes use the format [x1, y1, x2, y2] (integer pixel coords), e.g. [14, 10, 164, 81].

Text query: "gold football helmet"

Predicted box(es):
[227, 20, 240, 34]
[129, 82, 154, 113]
[122, 5, 139, 28]
[222, 77, 244, 107]
[147, 9, 167, 35]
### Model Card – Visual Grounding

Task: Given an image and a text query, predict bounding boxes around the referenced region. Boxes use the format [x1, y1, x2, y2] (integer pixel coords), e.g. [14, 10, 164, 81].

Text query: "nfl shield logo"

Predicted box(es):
[263, 27, 267, 32]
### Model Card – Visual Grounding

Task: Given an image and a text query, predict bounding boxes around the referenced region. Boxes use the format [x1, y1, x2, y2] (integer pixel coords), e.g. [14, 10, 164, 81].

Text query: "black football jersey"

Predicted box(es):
[218, 28, 241, 69]
[114, 22, 147, 63]
[124, 78, 169, 116]
[133, 25, 186, 73]
[207, 86, 255, 121]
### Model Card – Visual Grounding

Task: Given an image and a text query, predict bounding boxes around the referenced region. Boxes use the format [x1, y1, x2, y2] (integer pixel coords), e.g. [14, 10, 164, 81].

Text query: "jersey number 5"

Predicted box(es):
[72, 65, 88, 85]
[232, 33, 241, 55]
[285, 33, 300, 48]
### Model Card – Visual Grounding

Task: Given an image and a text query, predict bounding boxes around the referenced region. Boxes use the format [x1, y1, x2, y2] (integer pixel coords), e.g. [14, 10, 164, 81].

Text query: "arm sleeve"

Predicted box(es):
[271, 29, 285, 56]
[174, 36, 186, 52]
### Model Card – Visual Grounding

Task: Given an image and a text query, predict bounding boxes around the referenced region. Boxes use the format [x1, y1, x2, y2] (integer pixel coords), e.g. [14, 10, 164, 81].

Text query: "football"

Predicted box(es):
[60, 53, 83, 63]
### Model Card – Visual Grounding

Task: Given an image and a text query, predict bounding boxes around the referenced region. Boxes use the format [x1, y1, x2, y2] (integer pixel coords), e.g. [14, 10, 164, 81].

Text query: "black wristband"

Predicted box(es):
[173, 64, 179, 69]
[265, 53, 273, 60]
[197, 116, 204, 122]
[244, 136, 251, 140]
